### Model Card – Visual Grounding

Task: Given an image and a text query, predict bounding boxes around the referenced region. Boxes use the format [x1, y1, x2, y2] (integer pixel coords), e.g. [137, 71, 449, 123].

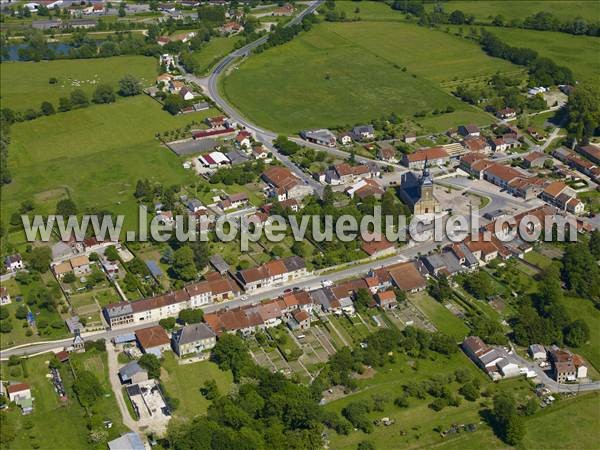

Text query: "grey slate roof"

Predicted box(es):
[173, 323, 215, 345]
[282, 256, 306, 272]
[209, 255, 230, 274]
[108, 432, 146, 450]
[118, 361, 147, 381]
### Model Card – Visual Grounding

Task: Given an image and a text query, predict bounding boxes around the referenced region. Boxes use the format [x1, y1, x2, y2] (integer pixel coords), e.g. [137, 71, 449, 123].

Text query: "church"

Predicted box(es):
[398, 161, 442, 215]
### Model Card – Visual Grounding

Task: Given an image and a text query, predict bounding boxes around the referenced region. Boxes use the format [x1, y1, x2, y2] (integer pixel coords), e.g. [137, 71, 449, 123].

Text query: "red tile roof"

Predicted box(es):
[135, 325, 170, 349]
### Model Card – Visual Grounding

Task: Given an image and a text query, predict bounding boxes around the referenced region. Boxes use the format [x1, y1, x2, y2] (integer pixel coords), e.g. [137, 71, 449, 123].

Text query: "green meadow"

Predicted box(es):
[191, 36, 242, 75]
[481, 26, 600, 83]
[426, 0, 600, 22]
[2, 93, 218, 230]
[0, 56, 158, 111]
[222, 18, 512, 133]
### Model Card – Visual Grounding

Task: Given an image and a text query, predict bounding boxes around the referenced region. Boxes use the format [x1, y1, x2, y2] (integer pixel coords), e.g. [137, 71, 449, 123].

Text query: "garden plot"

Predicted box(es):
[386, 302, 436, 332]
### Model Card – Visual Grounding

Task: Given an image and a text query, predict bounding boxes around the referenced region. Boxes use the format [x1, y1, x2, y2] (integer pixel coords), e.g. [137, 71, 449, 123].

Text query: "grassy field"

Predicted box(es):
[0, 350, 126, 449]
[2, 94, 218, 231]
[409, 292, 470, 340]
[479, 26, 600, 83]
[0, 56, 158, 111]
[161, 353, 233, 419]
[324, 351, 530, 449]
[427, 1, 600, 22]
[222, 20, 506, 133]
[191, 36, 242, 75]
[334, 0, 408, 22]
[561, 295, 600, 372]
[521, 392, 600, 450]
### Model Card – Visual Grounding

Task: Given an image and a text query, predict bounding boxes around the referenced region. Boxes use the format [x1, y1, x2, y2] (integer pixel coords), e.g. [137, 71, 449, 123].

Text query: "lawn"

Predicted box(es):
[480, 26, 600, 83]
[0, 56, 158, 111]
[426, 1, 600, 22]
[521, 392, 600, 450]
[222, 21, 502, 134]
[161, 353, 233, 419]
[0, 350, 126, 450]
[409, 292, 470, 340]
[524, 249, 554, 269]
[2, 94, 219, 232]
[191, 36, 242, 75]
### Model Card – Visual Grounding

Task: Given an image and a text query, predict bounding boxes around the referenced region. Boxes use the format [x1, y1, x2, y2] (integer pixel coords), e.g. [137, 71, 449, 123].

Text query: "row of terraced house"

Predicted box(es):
[104, 256, 308, 329]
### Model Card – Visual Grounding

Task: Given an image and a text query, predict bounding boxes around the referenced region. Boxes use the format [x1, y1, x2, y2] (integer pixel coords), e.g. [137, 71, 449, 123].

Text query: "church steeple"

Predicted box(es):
[420, 157, 433, 186]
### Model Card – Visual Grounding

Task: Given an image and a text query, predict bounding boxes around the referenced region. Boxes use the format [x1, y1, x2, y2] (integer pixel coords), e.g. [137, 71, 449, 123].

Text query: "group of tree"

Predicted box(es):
[561, 234, 600, 302]
[521, 11, 600, 37]
[2, 74, 140, 126]
[566, 83, 600, 144]
[512, 263, 591, 348]
[209, 160, 265, 185]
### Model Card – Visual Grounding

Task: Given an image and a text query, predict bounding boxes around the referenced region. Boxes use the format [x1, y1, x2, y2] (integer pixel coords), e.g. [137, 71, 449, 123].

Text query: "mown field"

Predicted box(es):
[2, 92, 219, 231]
[426, 0, 600, 22]
[162, 353, 233, 419]
[191, 36, 242, 75]
[0, 56, 157, 111]
[479, 26, 600, 83]
[222, 19, 510, 133]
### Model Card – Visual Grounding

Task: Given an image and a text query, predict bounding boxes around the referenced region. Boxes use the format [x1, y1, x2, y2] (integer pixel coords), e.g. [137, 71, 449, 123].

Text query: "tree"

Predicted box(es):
[159, 317, 176, 330]
[211, 333, 253, 381]
[459, 382, 479, 401]
[104, 245, 119, 262]
[172, 246, 197, 281]
[504, 415, 525, 446]
[73, 370, 103, 407]
[93, 84, 116, 104]
[118, 3, 126, 17]
[58, 97, 72, 112]
[564, 319, 590, 347]
[178, 308, 203, 324]
[0, 308, 8, 320]
[26, 246, 52, 273]
[462, 271, 494, 299]
[201, 379, 219, 400]
[40, 101, 55, 115]
[522, 397, 538, 416]
[590, 230, 600, 260]
[357, 442, 375, 450]
[56, 198, 78, 216]
[138, 353, 161, 379]
[163, 94, 184, 115]
[119, 74, 142, 97]
[70, 89, 89, 108]
[63, 272, 76, 283]
[15, 305, 28, 320]
[354, 288, 371, 311]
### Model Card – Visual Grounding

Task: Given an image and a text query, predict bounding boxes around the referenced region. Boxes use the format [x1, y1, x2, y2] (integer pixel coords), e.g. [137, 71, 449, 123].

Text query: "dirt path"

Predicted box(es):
[106, 343, 139, 433]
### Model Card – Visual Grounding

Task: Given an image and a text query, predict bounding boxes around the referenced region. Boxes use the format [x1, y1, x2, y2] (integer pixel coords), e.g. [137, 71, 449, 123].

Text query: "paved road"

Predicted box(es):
[0, 236, 440, 359]
[506, 345, 600, 394]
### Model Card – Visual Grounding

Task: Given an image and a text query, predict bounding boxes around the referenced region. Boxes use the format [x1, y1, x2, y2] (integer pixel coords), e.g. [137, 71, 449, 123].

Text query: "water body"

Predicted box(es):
[2, 41, 102, 61]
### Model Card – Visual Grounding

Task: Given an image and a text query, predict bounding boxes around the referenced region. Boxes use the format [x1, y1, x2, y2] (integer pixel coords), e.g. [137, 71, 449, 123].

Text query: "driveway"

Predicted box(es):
[106, 342, 140, 433]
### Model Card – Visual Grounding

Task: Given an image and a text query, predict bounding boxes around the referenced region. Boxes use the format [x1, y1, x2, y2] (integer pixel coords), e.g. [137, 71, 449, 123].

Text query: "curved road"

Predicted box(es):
[179, 0, 326, 196]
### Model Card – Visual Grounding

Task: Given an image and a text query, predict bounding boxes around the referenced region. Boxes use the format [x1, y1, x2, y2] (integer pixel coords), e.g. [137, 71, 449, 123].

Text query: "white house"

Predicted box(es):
[4, 254, 24, 272]
[0, 287, 11, 305]
[528, 344, 547, 361]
